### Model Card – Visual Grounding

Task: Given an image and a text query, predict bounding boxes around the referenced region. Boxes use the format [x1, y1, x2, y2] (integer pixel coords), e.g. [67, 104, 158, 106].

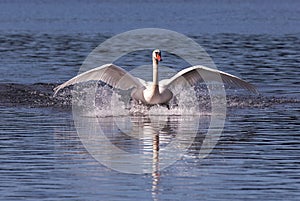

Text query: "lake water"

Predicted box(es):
[0, 0, 300, 200]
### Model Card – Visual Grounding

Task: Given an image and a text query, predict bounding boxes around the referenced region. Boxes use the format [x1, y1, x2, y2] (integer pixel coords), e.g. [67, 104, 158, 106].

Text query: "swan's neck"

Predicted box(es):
[143, 58, 160, 103]
[152, 59, 158, 85]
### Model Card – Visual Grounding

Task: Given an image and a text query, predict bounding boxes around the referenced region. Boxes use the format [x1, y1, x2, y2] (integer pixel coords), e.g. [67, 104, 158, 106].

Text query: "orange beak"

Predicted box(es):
[156, 54, 162, 61]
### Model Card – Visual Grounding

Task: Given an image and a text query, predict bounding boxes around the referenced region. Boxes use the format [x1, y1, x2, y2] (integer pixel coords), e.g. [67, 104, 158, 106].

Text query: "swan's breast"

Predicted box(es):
[142, 85, 173, 104]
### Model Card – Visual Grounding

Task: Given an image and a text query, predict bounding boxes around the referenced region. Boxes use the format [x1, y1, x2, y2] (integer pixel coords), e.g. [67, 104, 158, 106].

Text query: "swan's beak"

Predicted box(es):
[156, 54, 162, 61]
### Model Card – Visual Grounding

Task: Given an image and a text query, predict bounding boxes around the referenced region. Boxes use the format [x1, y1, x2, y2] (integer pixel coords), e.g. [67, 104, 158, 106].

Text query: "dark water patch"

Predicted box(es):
[0, 83, 71, 108]
[226, 94, 300, 108]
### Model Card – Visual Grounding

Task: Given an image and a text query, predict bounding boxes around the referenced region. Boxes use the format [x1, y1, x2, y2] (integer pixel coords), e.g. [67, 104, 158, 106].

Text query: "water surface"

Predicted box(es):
[0, 1, 300, 200]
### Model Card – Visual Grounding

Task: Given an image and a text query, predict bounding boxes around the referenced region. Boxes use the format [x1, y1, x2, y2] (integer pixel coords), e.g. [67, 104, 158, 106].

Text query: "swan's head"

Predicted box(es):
[152, 49, 162, 62]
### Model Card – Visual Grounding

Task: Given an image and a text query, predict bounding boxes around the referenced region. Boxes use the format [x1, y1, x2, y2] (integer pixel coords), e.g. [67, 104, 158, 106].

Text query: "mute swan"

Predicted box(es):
[54, 49, 257, 105]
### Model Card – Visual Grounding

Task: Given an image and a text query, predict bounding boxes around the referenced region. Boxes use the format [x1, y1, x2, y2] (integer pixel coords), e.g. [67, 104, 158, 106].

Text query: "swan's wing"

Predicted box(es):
[160, 65, 258, 94]
[54, 63, 145, 96]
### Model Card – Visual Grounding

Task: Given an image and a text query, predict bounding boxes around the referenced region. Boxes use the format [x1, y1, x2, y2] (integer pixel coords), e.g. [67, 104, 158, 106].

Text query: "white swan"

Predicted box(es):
[54, 49, 257, 105]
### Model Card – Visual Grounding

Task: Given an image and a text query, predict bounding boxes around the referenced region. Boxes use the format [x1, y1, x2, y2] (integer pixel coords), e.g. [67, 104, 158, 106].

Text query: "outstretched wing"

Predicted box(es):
[160, 65, 258, 94]
[54, 63, 145, 96]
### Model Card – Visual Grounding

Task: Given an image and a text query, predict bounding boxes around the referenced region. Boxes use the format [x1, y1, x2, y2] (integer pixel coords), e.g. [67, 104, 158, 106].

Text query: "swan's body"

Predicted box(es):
[54, 49, 257, 105]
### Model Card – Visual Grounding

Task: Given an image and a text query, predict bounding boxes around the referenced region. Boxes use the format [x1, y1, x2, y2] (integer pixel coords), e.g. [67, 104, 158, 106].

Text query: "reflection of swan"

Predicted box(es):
[54, 49, 257, 104]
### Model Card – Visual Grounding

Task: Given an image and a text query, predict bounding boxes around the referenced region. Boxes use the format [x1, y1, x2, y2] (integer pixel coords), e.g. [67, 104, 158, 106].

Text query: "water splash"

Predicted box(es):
[0, 83, 299, 114]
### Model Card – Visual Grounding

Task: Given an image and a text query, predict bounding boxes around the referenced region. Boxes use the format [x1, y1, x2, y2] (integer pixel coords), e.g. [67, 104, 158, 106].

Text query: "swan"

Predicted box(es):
[53, 49, 257, 105]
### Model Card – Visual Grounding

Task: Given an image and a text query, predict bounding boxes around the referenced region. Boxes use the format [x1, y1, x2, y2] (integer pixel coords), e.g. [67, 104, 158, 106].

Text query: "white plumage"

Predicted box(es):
[54, 49, 257, 105]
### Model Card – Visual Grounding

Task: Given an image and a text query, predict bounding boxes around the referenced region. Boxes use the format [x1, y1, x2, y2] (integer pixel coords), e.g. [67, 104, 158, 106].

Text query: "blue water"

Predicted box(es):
[0, 1, 300, 201]
[1, 0, 299, 35]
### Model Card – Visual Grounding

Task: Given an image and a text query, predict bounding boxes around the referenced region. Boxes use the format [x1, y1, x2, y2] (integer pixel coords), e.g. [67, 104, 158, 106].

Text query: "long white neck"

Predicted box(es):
[152, 58, 158, 85]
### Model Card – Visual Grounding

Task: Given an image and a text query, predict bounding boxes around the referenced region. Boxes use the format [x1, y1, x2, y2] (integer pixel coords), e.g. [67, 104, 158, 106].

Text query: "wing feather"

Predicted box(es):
[160, 65, 258, 94]
[53, 63, 145, 96]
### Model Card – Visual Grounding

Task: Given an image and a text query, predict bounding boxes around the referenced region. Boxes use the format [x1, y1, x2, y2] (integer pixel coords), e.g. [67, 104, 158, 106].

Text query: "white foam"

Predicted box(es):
[76, 86, 213, 117]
